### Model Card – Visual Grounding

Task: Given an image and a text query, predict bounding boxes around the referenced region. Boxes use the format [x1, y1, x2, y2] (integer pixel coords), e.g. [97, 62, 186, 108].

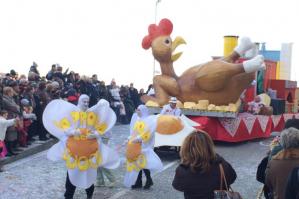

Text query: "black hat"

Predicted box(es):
[10, 70, 17, 76]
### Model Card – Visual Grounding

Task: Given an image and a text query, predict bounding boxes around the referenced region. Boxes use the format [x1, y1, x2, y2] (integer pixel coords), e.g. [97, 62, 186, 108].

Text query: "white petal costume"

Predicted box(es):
[124, 106, 163, 187]
[43, 99, 120, 189]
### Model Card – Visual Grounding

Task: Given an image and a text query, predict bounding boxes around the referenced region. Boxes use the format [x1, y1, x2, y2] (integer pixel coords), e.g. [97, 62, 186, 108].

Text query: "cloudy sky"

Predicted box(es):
[0, 0, 298, 89]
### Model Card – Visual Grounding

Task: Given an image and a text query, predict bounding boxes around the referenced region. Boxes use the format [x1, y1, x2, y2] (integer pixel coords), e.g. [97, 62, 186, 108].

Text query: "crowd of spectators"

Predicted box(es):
[3, 63, 299, 198]
[0, 62, 146, 158]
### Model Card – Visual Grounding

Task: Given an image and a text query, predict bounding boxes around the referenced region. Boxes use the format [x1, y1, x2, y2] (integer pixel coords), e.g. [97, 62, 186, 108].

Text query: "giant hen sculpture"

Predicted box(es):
[141, 18, 265, 106]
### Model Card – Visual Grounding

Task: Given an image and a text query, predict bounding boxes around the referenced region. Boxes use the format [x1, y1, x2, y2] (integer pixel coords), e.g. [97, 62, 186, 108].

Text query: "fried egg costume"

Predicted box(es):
[124, 105, 163, 187]
[43, 96, 120, 189]
[154, 114, 199, 147]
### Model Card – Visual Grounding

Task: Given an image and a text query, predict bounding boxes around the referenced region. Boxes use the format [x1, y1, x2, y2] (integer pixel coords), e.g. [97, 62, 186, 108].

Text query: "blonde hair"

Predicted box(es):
[3, 87, 14, 96]
[180, 130, 217, 172]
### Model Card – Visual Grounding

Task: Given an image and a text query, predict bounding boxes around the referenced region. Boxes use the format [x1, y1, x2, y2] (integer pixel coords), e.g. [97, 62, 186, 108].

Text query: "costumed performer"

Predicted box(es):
[124, 105, 163, 189]
[160, 97, 181, 116]
[43, 94, 120, 199]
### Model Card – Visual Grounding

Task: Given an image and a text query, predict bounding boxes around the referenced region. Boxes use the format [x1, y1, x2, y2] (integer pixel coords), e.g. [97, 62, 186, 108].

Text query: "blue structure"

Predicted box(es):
[259, 43, 280, 62]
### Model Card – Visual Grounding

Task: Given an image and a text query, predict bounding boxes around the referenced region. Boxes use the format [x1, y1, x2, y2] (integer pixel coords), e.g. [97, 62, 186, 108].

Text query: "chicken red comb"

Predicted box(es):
[142, 18, 173, 50]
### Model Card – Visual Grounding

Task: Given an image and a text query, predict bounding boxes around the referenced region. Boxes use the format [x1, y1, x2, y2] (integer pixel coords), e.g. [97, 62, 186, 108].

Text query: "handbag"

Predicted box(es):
[214, 164, 242, 199]
[256, 156, 268, 183]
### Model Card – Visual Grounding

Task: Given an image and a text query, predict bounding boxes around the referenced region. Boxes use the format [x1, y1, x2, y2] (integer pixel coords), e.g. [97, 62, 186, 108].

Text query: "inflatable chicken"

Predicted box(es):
[141, 18, 265, 106]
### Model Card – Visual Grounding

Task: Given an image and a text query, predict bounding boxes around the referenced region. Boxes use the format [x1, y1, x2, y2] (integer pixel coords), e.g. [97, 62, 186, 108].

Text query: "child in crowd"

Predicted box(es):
[21, 99, 37, 146]
[0, 110, 17, 171]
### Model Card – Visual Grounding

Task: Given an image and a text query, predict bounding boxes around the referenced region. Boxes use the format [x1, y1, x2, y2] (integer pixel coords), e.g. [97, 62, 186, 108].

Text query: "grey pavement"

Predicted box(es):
[0, 124, 272, 199]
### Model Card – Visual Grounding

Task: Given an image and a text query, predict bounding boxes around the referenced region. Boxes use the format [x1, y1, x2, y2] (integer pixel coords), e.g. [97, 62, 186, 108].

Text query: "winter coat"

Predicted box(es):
[172, 154, 237, 199]
[265, 148, 299, 199]
[2, 95, 20, 141]
[285, 167, 299, 199]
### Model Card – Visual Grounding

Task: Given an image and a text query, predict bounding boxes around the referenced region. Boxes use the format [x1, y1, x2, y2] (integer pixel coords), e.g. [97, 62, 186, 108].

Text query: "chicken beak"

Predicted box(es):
[171, 36, 186, 62]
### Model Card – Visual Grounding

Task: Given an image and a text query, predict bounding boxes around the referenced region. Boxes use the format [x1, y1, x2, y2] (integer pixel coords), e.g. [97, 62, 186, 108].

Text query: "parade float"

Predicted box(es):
[141, 18, 298, 143]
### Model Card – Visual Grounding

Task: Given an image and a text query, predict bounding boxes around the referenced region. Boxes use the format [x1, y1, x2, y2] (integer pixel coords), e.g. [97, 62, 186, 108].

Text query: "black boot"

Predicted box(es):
[64, 173, 76, 199]
[85, 184, 94, 199]
[143, 169, 153, 189]
[6, 141, 18, 156]
[131, 170, 142, 189]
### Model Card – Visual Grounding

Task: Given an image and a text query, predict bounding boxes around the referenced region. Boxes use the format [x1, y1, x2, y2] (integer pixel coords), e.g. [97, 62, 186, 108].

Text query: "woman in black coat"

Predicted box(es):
[172, 131, 237, 199]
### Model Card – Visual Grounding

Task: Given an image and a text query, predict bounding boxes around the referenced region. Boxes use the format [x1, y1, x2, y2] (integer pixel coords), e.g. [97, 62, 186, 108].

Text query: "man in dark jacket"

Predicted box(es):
[128, 83, 139, 109]
[46, 64, 56, 80]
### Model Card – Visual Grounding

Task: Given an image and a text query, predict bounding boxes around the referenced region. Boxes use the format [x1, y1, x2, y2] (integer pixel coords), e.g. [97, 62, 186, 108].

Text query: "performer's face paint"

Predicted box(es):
[136, 105, 149, 118]
[81, 99, 89, 111]
[78, 94, 90, 111]
[136, 108, 142, 117]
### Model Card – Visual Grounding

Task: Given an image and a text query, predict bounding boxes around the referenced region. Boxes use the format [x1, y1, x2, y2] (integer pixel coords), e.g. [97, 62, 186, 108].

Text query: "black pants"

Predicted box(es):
[6, 141, 16, 155]
[28, 120, 38, 139]
[134, 169, 152, 185]
[64, 173, 94, 199]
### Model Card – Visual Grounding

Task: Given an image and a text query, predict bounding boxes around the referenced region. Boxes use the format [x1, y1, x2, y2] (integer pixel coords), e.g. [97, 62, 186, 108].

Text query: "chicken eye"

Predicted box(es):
[164, 38, 170, 45]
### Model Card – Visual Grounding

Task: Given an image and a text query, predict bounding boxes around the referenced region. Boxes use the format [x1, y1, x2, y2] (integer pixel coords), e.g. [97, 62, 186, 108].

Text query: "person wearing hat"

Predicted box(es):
[160, 97, 181, 116]
[10, 70, 18, 80]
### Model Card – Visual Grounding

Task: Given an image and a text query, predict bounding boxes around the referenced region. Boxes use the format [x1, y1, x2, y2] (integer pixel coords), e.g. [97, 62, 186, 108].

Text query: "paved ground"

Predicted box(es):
[0, 124, 272, 199]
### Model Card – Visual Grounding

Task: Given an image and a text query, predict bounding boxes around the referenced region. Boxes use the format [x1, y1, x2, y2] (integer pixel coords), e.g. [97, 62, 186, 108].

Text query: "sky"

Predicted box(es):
[0, 0, 298, 90]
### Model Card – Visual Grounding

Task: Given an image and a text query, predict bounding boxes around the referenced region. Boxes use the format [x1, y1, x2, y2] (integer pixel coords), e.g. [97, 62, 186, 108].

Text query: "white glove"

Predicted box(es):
[74, 129, 81, 136]
[65, 129, 81, 136]
[127, 135, 132, 141]
[123, 136, 131, 145]
[87, 131, 100, 140]
[132, 136, 142, 143]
